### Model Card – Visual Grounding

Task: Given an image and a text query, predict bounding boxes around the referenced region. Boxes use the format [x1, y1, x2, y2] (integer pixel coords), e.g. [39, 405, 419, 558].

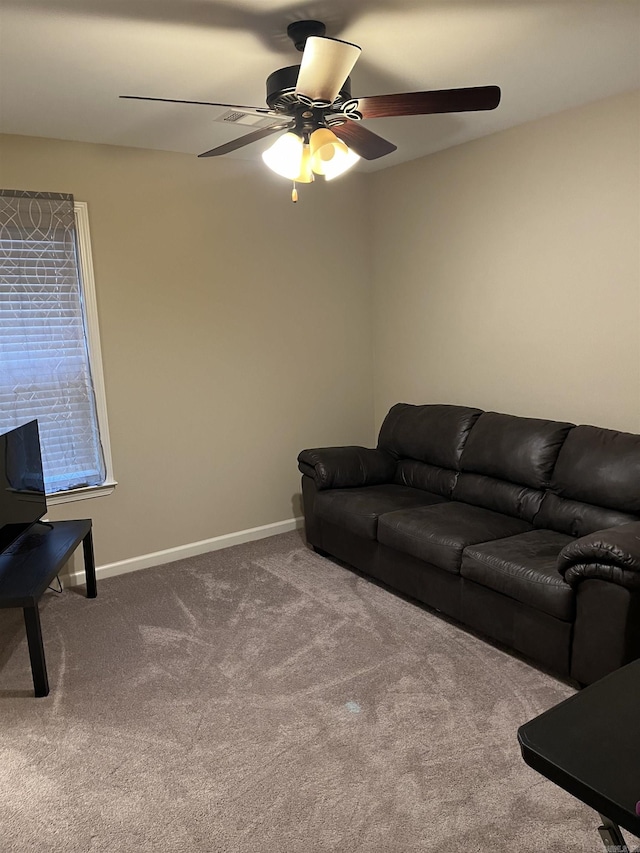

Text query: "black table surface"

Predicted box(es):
[0, 520, 92, 607]
[518, 658, 640, 838]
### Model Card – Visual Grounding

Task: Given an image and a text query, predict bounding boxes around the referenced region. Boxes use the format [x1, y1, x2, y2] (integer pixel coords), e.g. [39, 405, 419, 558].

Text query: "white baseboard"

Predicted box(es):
[64, 517, 304, 587]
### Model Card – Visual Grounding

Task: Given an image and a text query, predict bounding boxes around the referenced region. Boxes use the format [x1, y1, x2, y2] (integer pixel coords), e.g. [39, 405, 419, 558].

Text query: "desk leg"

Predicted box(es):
[23, 605, 49, 698]
[83, 528, 97, 599]
[597, 814, 629, 853]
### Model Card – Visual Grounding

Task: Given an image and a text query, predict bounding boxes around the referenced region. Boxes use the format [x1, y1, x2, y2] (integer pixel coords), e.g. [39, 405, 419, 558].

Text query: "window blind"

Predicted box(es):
[0, 190, 106, 493]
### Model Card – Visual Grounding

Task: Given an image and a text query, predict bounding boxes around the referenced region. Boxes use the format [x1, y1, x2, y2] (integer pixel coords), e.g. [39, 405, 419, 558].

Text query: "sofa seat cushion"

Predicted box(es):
[314, 484, 448, 540]
[378, 502, 533, 574]
[461, 529, 575, 620]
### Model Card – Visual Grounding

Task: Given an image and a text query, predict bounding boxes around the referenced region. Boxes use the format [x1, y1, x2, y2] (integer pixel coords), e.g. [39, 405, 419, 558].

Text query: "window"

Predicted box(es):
[0, 189, 115, 503]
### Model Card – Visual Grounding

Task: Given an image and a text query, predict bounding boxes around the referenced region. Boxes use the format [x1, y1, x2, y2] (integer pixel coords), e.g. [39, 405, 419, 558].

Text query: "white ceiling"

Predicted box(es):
[1, 1, 639, 172]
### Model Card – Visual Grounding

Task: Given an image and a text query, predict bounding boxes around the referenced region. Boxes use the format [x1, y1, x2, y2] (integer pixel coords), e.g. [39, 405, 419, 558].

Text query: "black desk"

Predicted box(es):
[518, 659, 640, 852]
[0, 520, 95, 697]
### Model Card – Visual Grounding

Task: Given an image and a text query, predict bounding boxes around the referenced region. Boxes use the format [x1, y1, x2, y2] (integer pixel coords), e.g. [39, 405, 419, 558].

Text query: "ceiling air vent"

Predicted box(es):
[222, 111, 246, 123]
[216, 110, 282, 129]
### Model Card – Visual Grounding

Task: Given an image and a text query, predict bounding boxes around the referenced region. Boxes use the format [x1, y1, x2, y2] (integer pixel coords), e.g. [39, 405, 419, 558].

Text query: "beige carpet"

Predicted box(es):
[0, 530, 636, 852]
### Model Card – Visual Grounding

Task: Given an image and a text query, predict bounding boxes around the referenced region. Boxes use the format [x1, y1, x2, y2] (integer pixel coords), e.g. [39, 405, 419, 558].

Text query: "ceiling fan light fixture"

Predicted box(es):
[309, 128, 350, 175]
[261, 131, 304, 180]
[295, 145, 314, 183]
[309, 128, 358, 178]
[323, 148, 361, 180]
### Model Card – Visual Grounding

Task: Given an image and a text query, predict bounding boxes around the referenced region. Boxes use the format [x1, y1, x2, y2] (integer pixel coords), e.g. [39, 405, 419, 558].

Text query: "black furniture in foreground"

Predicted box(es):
[298, 403, 640, 684]
[518, 658, 640, 853]
[0, 519, 95, 697]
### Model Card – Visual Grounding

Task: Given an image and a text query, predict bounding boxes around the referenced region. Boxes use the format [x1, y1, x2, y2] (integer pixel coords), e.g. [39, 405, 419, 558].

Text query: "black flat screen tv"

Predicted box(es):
[0, 420, 48, 554]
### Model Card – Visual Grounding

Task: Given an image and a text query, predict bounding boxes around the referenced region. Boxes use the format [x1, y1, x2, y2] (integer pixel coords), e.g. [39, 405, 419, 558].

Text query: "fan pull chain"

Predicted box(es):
[291, 181, 298, 203]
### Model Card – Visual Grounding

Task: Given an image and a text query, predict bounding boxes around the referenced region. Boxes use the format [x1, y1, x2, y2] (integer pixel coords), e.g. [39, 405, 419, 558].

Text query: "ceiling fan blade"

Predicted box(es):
[332, 122, 397, 161]
[198, 123, 293, 157]
[295, 36, 362, 106]
[120, 95, 279, 120]
[354, 86, 501, 119]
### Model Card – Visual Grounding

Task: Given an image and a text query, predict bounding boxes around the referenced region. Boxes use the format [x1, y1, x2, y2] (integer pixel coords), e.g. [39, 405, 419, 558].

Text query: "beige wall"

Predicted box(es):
[370, 90, 640, 433]
[0, 135, 375, 565]
[2, 89, 639, 565]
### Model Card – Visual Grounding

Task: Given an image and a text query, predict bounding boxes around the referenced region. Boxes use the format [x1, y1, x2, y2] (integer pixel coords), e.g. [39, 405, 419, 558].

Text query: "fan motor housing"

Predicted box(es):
[266, 65, 352, 113]
[286, 20, 326, 51]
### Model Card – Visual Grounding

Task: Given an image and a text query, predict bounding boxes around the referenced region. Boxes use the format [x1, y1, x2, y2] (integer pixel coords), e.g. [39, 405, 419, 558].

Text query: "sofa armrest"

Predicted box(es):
[297, 446, 396, 491]
[558, 521, 640, 590]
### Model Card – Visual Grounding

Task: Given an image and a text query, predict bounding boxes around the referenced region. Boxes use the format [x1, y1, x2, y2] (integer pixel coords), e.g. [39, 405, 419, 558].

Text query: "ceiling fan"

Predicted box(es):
[121, 20, 501, 200]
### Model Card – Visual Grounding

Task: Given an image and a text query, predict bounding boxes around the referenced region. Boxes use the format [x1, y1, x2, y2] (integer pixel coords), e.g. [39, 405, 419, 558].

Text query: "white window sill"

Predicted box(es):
[47, 481, 118, 506]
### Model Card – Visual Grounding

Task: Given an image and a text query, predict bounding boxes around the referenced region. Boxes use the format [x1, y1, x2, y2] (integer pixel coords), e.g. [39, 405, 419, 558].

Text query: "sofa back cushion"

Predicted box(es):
[450, 412, 574, 521]
[550, 425, 640, 513]
[459, 412, 574, 489]
[453, 474, 544, 523]
[534, 493, 639, 538]
[377, 403, 482, 469]
[534, 425, 640, 536]
[393, 459, 458, 499]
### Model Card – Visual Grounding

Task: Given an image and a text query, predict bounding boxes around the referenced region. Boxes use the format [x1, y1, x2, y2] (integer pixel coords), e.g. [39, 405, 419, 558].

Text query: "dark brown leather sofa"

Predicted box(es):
[298, 404, 640, 685]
